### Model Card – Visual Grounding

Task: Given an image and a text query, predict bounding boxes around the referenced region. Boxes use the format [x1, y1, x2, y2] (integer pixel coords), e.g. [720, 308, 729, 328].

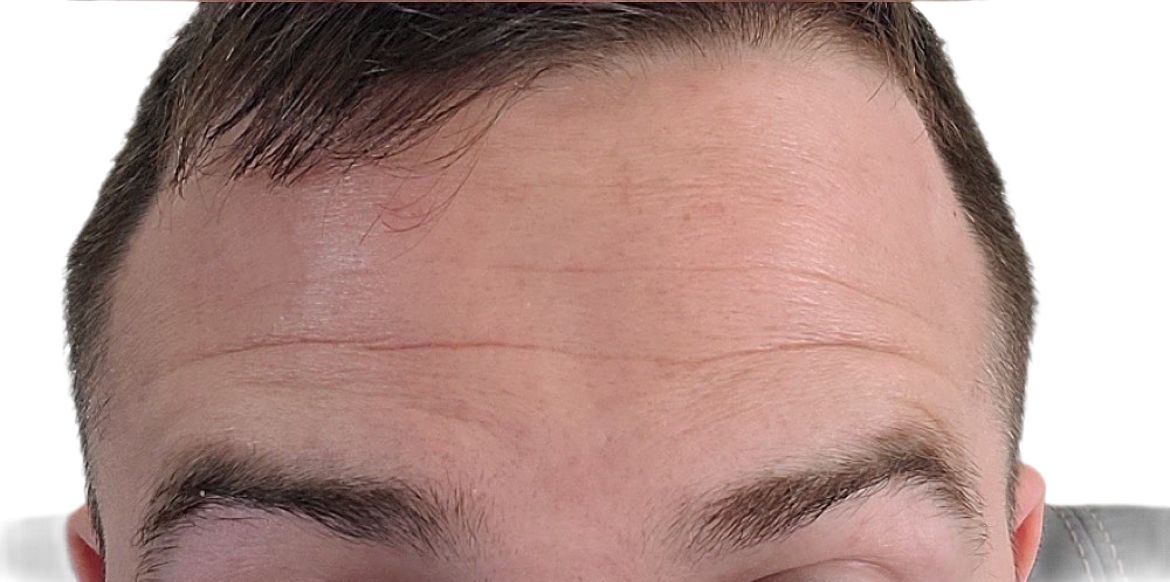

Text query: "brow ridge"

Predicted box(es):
[133, 419, 987, 577]
[666, 418, 989, 563]
[133, 443, 480, 580]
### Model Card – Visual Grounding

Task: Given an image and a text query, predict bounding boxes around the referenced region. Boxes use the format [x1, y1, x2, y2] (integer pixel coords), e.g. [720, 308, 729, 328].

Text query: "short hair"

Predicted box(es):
[65, 3, 1034, 549]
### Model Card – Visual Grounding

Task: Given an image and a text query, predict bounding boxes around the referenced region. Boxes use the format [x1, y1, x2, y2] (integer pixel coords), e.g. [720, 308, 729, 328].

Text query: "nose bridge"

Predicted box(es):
[480, 509, 657, 582]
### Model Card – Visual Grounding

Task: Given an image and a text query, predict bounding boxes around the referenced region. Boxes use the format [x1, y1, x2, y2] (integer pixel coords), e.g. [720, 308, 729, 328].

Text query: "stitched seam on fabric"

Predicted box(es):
[1056, 506, 1096, 582]
[1087, 507, 1127, 581]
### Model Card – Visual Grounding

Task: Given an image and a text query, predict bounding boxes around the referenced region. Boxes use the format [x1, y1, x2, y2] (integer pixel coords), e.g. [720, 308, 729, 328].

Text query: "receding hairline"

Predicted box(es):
[164, 6, 912, 189]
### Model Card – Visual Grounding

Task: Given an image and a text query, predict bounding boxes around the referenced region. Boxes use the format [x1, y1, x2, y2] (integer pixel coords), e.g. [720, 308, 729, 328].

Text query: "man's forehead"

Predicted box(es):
[113, 51, 987, 378]
[91, 54, 1008, 573]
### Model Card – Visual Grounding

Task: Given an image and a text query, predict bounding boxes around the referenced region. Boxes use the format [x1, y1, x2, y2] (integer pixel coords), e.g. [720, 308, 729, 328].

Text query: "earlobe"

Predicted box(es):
[1010, 463, 1046, 582]
[66, 505, 105, 582]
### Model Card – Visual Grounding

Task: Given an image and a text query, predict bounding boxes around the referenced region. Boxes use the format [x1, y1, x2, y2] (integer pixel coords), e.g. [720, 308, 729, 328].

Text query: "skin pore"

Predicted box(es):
[67, 48, 1045, 581]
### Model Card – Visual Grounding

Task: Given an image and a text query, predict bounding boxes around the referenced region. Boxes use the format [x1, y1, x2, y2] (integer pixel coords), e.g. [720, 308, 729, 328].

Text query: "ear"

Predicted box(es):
[1010, 463, 1046, 582]
[66, 505, 104, 582]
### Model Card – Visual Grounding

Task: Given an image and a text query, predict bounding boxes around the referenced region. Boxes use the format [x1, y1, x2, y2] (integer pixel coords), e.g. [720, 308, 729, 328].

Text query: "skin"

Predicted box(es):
[67, 49, 1045, 581]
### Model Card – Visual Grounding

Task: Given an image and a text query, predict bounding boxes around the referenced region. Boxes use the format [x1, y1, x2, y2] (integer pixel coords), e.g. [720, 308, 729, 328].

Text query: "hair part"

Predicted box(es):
[65, 3, 1034, 553]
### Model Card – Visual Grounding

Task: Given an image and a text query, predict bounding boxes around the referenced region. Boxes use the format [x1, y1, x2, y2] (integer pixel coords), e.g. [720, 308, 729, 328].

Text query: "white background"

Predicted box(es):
[1, 2, 1167, 577]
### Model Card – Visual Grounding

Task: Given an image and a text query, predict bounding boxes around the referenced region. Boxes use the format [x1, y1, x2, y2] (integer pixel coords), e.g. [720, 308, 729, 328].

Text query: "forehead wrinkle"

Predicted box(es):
[116, 242, 967, 438]
[108, 43, 986, 461]
[469, 260, 950, 336]
[158, 339, 923, 391]
[117, 50, 979, 373]
[135, 226, 959, 363]
[122, 331, 961, 462]
[136, 343, 539, 432]
[638, 343, 965, 438]
[197, 259, 952, 357]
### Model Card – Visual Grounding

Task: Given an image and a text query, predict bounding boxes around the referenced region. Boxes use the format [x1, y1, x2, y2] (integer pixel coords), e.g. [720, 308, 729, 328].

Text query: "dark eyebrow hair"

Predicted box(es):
[664, 418, 990, 564]
[133, 444, 483, 580]
[134, 417, 987, 578]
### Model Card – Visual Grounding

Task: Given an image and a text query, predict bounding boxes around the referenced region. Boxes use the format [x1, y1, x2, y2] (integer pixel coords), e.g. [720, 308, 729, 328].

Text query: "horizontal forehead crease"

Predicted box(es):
[117, 52, 980, 352]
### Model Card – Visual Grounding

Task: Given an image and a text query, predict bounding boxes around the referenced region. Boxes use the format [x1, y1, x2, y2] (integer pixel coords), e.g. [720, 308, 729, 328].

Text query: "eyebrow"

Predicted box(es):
[133, 445, 482, 580]
[664, 418, 990, 563]
[135, 418, 988, 577]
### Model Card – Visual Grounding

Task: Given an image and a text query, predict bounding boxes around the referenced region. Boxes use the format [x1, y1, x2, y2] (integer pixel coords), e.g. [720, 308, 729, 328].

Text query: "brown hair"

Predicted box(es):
[65, 3, 1034, 550]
